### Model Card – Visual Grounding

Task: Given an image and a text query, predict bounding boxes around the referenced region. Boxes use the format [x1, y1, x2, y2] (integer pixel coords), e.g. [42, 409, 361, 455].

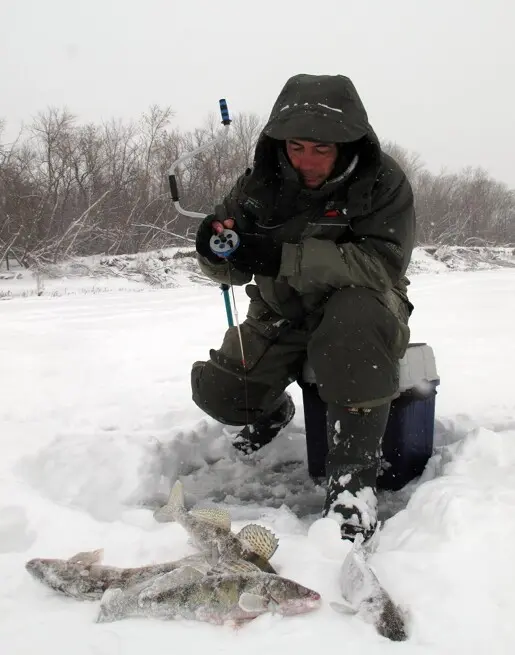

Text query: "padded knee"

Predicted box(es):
[308, 288, 408, 406]
[191, 360, 271, 426]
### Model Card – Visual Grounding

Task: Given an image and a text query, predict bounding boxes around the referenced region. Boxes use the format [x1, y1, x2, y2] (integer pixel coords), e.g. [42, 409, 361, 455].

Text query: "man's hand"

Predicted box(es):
[195, 215, 234, 264]
[227, 230, 282, 278]
[196, 215, 282, 278]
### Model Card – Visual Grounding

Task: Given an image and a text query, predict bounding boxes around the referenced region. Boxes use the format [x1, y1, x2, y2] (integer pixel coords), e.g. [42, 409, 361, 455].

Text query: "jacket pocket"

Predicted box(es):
[376, 291, 411, 361]
[392, 322, 411, 360]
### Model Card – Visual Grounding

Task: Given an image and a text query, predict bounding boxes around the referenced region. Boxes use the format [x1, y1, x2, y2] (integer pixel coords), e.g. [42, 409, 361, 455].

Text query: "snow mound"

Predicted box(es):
[382, 426, 515, 546]
[14, 415, 328, 524]
[14, 411, 478, 531]
[16, 432, 165, 522]
[1, 246, 514, 298]
[0, 506, 37, 553]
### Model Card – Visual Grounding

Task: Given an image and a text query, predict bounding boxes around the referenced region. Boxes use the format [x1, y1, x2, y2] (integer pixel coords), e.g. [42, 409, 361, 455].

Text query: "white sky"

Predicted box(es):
[1, 0, 514, 186]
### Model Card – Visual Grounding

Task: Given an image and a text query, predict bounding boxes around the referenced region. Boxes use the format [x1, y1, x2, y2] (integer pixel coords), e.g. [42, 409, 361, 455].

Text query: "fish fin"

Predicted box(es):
[176, 553, 214, 573]
[137, 566, 206, 599]
[238, 592, 268, 613]
[153, 479, 184, 523]
[189, 507, 231, 530]
[161, 565, 205, 587]
[237, 524, 279, 560]
[330, 601, 358, 615]
[206, 544, 220, 568]
[209, 559, 261, 576]
[96, 587, 124, 623]
[179, 565, 205, 582]
[68, 548, 104, 565]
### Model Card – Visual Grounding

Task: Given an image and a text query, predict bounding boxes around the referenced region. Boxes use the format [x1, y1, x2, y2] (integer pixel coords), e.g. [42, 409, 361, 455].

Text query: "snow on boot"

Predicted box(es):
[322, 403, 390, 542]
[232, 392, 295, 455]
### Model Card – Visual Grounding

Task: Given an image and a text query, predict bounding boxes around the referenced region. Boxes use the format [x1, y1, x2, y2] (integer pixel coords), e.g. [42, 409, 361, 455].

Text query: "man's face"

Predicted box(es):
[285, 139, 339, 189]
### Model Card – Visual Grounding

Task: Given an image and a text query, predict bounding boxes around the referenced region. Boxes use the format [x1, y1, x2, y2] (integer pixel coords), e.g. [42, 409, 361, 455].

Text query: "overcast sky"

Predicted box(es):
[1, 0, 514, 186]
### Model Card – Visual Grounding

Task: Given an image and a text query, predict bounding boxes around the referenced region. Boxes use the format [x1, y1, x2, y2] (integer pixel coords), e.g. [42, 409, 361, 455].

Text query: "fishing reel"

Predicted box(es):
[209, 229, 240, 258]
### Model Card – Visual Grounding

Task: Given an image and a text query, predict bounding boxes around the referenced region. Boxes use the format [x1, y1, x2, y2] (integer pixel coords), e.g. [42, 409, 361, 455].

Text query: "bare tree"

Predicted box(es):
[382, 141, 425, 185]
[0, 107, 513, 264]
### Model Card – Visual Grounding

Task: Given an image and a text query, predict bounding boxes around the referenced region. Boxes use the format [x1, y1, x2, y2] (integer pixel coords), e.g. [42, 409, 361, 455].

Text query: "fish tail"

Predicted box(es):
[153, 480, 184, 523]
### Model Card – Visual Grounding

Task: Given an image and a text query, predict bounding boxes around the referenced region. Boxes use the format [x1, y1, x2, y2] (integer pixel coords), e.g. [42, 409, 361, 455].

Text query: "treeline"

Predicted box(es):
[1, 106, 514, 267]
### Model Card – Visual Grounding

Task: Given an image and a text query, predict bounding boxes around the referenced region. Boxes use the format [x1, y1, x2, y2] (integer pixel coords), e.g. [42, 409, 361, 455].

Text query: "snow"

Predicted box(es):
[317, 103, 344, 114]
[326, 483, 378, 531]
[1, 256, 515, 653]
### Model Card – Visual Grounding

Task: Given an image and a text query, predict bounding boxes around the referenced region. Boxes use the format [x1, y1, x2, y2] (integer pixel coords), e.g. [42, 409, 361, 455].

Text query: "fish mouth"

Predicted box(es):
[25, 559, 46, 581]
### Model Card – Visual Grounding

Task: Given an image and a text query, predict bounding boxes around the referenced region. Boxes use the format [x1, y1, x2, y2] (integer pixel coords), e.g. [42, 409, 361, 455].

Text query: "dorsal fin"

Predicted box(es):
[237, 524, 279, 560]
[151, 566, 205, 589]
[208, 559, 262, 576]
[189, 507, 231, 530]
[68, 548, 104, 565]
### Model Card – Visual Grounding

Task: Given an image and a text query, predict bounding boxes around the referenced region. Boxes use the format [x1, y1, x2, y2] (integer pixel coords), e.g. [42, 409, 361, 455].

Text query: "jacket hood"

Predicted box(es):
[262, 74, 377, 143]
[238, 75, 382, 221]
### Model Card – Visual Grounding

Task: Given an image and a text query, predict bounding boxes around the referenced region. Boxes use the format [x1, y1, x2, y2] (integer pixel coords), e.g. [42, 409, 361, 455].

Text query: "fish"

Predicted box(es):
[153, 480, 279, 573]
[330, 529, 409, 642]
[25, 548, 222, 601]
[96, 562, 322, 625]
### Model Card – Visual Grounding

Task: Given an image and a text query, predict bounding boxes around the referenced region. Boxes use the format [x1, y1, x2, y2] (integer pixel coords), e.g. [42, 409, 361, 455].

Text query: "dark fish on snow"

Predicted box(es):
[330, 530, 409, 642]
[96, 561, 322, 625]
[25, 548, 220, 601]
[153, 479, 279, 572]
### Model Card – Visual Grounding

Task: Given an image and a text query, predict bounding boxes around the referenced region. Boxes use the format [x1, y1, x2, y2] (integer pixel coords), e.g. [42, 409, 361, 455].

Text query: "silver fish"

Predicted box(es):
[330, 530, 409, 642]
[153, 480, 279, 573]
[25, 548, 219, 601]
[96, 562, 321, 625]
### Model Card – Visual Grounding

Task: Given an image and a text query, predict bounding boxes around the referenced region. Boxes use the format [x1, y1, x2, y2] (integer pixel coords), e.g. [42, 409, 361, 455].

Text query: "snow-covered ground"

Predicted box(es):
[1, 255, 515, 654]
[1, 244, 514, 299]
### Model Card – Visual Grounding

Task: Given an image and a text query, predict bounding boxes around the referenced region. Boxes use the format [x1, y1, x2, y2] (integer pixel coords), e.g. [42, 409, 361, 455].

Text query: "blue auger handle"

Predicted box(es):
[219, 99, 231, 125]
[217, 101, 236, 327]
[221, 284, 234, 327]
[207, 99, 239, 259]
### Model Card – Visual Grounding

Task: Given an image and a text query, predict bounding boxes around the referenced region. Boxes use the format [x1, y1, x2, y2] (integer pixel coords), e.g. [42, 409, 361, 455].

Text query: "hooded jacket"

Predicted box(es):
[197, 74, 415, 323]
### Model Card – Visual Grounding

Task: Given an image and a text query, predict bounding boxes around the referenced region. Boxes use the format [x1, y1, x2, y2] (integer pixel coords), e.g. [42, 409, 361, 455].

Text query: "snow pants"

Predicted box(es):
[191, 286, 410, 424]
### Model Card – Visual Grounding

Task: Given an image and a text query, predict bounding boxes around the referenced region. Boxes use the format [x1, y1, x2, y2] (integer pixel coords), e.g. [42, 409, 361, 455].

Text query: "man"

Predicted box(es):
[192, 73, 415, 543]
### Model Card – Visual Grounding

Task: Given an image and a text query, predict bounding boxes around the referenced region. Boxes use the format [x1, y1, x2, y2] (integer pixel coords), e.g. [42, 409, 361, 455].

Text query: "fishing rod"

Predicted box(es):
[167, 99, 245, 363]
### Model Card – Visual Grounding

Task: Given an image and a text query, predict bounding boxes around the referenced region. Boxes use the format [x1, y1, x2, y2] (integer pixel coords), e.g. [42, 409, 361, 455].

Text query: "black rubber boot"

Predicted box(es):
[232, 392, 296, 455]
[322, 403, 391, 542]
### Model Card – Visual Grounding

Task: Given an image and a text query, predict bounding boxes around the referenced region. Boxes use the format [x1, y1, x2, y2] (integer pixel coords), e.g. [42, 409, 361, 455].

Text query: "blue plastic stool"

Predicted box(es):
[299, 343, 440, 491]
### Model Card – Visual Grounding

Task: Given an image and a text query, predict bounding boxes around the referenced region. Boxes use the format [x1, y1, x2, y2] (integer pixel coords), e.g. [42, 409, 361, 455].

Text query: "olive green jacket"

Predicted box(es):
[197, 74, 415, 323]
